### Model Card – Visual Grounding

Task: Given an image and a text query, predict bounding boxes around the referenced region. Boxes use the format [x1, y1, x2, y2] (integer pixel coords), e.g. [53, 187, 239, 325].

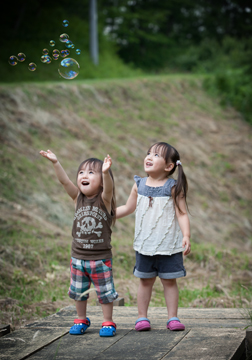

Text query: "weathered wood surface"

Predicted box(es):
[0, 307, 248, 360]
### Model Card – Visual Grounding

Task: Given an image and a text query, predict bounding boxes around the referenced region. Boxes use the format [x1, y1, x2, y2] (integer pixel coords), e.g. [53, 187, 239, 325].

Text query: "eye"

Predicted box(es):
[79, 170, 83, 174]
[155, 153, 159, 157]
[89, 170, 94, 174]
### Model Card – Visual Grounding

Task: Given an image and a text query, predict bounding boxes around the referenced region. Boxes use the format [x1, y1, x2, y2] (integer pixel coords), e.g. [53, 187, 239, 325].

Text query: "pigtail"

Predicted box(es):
[173, 164, 188, 214]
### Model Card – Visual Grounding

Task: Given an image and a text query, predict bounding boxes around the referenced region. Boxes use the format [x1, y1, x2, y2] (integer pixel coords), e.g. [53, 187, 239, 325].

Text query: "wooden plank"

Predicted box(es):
[27, 329, 189, 360]
[23, 329, 133, 360]
[161, 329, 246, 360]
[0, 328, 69, 360]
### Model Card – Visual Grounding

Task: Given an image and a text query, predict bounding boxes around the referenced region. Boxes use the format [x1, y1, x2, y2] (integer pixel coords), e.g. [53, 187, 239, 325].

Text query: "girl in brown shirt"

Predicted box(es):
[40, 149, 118, 337]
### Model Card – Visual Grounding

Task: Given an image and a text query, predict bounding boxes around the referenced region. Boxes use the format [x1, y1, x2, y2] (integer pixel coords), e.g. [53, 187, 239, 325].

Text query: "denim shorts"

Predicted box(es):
[133, 251, 186, 279]
[68, 257, 118, 304]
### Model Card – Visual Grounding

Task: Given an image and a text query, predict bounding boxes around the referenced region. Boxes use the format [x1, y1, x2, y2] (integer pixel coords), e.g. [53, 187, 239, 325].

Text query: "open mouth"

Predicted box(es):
[146, 162, 152, 167]
[82, 181, 89, 186]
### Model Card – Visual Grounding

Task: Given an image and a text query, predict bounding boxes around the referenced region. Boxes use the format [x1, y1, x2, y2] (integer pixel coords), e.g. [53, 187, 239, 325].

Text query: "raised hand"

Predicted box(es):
[102, 154, 112, 173]
[39, 149, 58, 164]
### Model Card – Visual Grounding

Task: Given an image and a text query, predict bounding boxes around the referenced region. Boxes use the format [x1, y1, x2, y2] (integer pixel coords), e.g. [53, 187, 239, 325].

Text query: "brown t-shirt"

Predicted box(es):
[71, 193, 113, 260]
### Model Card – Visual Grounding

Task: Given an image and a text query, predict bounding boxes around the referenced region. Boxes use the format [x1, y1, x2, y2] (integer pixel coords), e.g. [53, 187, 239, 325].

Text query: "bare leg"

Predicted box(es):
[137, 277, 156, 318]
[101, 302, 114, 322]
[75, 300, 87, 319]
[160, 278, 179, 319]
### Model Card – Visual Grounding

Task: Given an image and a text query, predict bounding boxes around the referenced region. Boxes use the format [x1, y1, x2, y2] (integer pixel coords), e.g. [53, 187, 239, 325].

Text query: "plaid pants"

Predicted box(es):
[68, 257, 118, 304]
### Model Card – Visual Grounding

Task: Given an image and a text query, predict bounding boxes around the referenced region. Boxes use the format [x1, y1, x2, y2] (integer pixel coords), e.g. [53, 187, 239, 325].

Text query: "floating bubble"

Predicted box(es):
[76, 49, 81, 55]
[8, 55, 18, 66]
[28, 63, 37, 71]
[58, 58, 79, 80]
[17, 52, 26, 62]
[65, 40, 73, 49]
[41, 55, 48, 63]
[59, 33, 69, 43]
[53, 49, 60, 55]
[41, 55, 51, 64]
[53, 54, 59, 60]
[63, 20, 69, 27]
[49, 40, 55, 47]
[42, 48, 49, 55]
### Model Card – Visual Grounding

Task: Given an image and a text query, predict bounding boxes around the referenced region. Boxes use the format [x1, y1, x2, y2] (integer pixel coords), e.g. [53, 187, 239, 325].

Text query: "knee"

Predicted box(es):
[161, 278, 177, 287]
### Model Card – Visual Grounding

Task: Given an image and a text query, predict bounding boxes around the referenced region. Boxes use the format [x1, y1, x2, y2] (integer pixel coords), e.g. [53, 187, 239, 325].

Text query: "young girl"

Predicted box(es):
[116, 142, 191, 331]
[40, 149, 118, 337]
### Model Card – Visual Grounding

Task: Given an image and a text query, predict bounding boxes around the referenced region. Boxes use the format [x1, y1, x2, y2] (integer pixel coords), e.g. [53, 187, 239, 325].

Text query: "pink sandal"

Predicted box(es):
[167, 317, 185, 331]
[135, 317, 151, 331]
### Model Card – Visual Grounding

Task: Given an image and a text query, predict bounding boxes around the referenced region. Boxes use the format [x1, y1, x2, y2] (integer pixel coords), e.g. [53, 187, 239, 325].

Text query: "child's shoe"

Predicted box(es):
[69, 317, 91, 335]
[135, 317, 151, 331]
[99, 321, 116, 337]
[167, 317, 185, 331]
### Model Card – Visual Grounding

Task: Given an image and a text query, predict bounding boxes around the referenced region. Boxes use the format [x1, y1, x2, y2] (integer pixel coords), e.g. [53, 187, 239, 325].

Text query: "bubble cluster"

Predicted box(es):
[8, 19, 81, 79]
[58, 58, 79, 79]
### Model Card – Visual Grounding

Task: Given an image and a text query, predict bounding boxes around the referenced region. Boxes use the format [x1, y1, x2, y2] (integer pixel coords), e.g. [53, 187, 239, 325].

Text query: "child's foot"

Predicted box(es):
[167, 317, 185, 331]
[69, 318, 91, 335]
[99, 321, 116, 337]
[135, 317, 151, 331]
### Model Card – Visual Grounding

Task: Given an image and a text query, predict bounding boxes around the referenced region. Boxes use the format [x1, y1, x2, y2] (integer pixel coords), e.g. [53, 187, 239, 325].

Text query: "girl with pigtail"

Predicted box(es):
[116, 142, 191, 332]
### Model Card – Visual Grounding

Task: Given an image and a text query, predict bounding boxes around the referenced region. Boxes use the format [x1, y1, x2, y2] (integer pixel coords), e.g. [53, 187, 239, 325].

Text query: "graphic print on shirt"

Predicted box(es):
[73, 205, 107, 249]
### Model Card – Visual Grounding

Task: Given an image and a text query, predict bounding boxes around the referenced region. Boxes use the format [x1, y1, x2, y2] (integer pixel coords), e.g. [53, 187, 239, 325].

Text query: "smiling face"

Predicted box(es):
[144, 145, 174, 178]
[77, 161, 103, 198]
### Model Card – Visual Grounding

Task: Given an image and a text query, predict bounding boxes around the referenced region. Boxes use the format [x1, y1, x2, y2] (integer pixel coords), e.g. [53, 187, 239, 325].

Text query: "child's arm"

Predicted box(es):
[101, 154, 114, 213]
[174, 193, 191, 256]
[116, 183, 138, 219]
[40, 149, 78, 201]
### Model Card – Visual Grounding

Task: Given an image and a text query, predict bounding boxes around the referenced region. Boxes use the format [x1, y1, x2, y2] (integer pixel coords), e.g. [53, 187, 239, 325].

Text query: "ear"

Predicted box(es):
[164, 162, 174, 172]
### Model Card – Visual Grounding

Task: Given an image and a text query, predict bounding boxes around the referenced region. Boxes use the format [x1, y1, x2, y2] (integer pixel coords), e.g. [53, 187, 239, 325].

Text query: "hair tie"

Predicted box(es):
[176, 160, 182, 166]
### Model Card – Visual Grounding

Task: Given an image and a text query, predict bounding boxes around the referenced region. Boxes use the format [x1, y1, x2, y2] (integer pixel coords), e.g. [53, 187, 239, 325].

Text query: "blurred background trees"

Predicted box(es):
[1, 0, 251, 122]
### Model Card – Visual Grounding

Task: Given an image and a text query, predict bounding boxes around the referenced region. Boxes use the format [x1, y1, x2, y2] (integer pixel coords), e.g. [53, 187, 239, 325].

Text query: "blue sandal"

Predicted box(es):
[99, 321, 116, 337]
[69, 317, 91, 335]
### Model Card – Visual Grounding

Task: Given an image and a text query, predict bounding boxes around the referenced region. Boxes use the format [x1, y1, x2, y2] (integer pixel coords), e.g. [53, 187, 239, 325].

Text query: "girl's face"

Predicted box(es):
[144, 147, 173, 176]
[77, 164, 102, 198]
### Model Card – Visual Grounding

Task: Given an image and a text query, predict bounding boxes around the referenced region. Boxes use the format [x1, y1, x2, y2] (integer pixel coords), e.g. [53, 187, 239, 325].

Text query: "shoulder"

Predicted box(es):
[163, 178, 176, 196]
[134, 175, 147, 188]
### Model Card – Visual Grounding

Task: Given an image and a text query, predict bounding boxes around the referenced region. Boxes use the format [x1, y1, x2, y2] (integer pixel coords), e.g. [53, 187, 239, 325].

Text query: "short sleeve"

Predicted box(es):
[134, 175, 142, 188]
[164, 178, 177, 196]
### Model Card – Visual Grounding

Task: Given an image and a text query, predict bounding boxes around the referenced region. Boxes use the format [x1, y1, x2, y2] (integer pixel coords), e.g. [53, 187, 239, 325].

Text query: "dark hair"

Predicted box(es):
[147, 142, 188, 214]
[76, 158, 116, 225]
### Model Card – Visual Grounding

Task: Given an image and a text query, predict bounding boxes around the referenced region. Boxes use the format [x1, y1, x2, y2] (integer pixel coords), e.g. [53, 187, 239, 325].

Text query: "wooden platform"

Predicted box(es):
[0, 306, 249, 360]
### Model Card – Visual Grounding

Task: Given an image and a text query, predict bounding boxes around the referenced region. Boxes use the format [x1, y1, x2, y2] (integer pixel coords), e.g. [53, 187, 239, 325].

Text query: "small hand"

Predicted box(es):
[102, 154, 112, 173]
[39, 149, 58, 164]
[182, 236, 191, 256]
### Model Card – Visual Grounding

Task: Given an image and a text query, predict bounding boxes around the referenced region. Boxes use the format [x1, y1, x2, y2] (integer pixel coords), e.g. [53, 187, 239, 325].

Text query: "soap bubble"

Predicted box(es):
[59, 33, 69, 42]
[63, 20, 69, 27]
[41, 55, 51, 64]
[28, 63, 37, 71]
[53, 54, 59, 60]
[60, 50, 67, 58]
[42, 48, 49, 55]
[49, 40, 55, 47]
[17, 52, 26, 62]
[8, 55, 18, 66]
[58, 58, 79, 80]
[65, 40, 73, 49]
[53, 49, 60, 55]
[76, 49, 81, 55]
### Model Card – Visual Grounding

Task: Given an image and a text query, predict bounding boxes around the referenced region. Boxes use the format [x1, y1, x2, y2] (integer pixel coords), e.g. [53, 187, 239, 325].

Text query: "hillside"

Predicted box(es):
[0, 75, 252, 330]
